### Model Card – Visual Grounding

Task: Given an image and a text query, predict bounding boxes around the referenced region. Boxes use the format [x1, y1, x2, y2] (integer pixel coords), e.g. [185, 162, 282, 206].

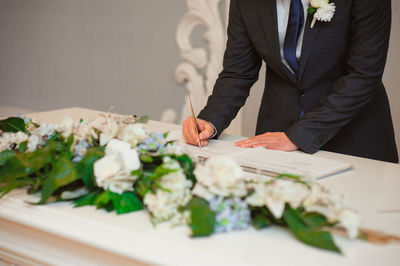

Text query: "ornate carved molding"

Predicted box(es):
[171, 0, 242, 135]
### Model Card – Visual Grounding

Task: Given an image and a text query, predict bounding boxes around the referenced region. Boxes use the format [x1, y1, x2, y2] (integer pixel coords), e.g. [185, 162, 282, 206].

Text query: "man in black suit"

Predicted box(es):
[182, 0, 398, 163]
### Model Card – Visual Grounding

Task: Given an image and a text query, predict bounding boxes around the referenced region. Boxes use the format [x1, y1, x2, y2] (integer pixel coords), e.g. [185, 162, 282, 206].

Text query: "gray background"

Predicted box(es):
[0, 0, 399, 155]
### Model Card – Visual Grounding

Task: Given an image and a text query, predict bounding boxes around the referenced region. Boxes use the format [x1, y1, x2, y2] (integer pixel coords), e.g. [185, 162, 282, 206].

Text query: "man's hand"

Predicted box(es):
[234, 132, 298, 151]
[182, 117, 215, 146]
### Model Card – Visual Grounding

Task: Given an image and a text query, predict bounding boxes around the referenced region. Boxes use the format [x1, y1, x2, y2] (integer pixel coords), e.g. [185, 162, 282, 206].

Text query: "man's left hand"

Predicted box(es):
[234, 132, 299, 151]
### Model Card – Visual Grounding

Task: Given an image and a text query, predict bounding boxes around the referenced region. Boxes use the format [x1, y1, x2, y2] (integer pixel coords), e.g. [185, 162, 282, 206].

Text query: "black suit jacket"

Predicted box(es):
[198, 0, 398, 163]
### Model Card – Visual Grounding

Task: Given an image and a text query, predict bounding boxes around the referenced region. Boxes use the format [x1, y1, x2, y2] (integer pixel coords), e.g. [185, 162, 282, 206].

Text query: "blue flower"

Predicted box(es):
[209, 196, 251, 233]
[72, 140, 90, 162]
[137, 132, 166, 154]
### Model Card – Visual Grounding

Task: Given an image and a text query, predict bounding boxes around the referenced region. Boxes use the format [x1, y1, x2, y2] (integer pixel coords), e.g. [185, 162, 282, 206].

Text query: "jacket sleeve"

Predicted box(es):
[286, 0, 392, 153]
[197, 0, 262, 137]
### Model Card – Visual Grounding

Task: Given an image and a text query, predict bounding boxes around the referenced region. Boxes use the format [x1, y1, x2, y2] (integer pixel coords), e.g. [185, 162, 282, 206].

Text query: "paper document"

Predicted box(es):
[184, 140, 352, 179]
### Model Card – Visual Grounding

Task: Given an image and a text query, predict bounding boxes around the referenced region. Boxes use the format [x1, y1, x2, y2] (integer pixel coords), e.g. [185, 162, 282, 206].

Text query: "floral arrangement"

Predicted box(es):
[308, 0, 336, 28]
[0, 114, 398, 253]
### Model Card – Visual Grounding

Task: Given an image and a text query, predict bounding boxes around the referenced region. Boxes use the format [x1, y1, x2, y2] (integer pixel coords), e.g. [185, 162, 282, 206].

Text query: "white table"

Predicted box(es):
[1, 107, 399, 266]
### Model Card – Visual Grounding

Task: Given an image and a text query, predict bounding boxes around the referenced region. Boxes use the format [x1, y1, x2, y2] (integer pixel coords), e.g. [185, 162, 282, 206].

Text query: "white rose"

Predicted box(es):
[194, 156, 246, 198]
[93, 139, 141, 194]
[106, 139, 140, 172]
[310, 0, 329, 8]
[246, 179, 309, 219]
[94, 155, 121, 187]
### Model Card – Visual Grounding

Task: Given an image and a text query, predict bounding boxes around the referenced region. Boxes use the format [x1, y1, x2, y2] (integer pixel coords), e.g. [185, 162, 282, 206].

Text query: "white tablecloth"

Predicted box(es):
[1, 107, 399, 265]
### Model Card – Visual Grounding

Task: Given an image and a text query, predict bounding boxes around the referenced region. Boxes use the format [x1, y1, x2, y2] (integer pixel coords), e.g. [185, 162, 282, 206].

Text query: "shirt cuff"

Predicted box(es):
[208, 122, 218, 139]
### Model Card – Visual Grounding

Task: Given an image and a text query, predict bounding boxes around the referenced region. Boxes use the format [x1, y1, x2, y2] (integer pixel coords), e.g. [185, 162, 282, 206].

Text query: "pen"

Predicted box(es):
[187, 94, 202, 148]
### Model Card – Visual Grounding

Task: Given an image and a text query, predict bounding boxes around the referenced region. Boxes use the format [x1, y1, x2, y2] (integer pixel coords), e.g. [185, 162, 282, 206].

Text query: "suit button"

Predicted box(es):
[299, 90, 305, 96]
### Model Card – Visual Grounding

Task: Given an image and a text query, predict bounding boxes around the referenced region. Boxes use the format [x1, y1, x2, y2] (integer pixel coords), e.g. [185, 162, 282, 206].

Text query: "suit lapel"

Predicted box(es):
[298, 9, 321, 84]
[257, 0, 297, 85]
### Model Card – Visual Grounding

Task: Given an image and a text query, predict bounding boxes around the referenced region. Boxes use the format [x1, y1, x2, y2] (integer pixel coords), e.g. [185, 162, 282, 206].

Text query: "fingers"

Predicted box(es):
[235, 133, 270, 147]
[234, 132, 298, 151]
[198, 120, 215, 140]
[182, 116, 200, 145]
[182, 117, 214, 146]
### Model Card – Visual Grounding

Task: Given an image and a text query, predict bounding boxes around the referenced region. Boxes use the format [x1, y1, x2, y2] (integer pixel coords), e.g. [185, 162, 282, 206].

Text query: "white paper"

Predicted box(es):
[184, 139, 352, 179]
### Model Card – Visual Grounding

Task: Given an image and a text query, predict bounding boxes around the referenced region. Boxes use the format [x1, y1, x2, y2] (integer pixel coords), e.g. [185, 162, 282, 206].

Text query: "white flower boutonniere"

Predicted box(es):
[308, 0, 336, 28]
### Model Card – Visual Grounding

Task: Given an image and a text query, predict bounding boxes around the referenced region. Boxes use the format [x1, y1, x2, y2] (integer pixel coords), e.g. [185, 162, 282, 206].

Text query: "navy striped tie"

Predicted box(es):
[283, 0, 304, 77]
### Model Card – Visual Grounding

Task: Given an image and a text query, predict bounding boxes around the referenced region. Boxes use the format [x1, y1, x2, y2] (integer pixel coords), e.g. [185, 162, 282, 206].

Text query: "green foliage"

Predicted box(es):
[140, 155, 154, 163]
[39, 157, 79, 204]
[0, 144, 52, 181]
[0, 178, 35, 198]
[0, 117, 26, 133]
[171, 154, 196, 185]
[18, 141, 28, 152]
[186, 197, 215, 237]
[251, 208, 272, 229]
[136, 163, 177, 198]
[0, 150, 16, 166]
[308, 6, 317, 15]
[74, 190, 143, 214]
[77, 147, 104, 189]
[112, 192, 143, 214]
[283, 205, 341, 253]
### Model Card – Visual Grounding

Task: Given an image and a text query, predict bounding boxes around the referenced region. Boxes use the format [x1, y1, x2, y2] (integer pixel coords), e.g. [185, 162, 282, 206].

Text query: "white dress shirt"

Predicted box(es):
[276, 0, 308, 73]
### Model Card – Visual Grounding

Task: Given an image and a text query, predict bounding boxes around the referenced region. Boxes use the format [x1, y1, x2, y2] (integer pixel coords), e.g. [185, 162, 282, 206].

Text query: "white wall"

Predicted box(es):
[0, 0, 187, 119]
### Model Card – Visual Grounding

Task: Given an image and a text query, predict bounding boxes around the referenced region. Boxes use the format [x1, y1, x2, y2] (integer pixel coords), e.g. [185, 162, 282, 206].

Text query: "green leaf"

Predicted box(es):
[186, 197, 215, 237]
[302, 212, 330, 229]
[112, 192, 143, 214]
[0, 145, 52, 181]
[0, 179, 34, 198]
[135, 115, 149, 124]
[0, 150, 16, 166]
[39, 157, 79, 204]
[18, 141, 28, 152]
[0, 117, 26, 133]
[283, 205, 341, 253]
[77, 147, 104, 189]
[170, 154, 196, 185]
[308, 6, 317, 15]
[74, 191, 99, 207]
[140, 155, 154, 163]
[94, 190, 119, 206]
[252, 212, 272, 230]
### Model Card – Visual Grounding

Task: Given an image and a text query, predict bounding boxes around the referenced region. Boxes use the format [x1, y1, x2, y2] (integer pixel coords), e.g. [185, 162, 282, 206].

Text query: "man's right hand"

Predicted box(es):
[182, 116, 215, 146]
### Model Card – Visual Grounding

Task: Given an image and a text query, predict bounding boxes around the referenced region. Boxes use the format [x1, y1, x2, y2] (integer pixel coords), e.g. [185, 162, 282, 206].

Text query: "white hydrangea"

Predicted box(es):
[118, 123, 147, 148]
[94, 139, 140, 194]
[57, 116, 74, 139]
[193, 156, 247, 199]
[34, 123, 56, 138]
[27, 134, 44, 152]
[303, 185, 360, 239]
[0, 132, 29, 152]
[246, 179, 309, 219]
[144, 170, 192, 223]
[74, 122, 95, 142]
[164, 142, 186, 156]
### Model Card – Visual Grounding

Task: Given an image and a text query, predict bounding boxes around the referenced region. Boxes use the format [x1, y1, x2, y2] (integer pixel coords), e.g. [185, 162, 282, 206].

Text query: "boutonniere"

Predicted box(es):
[308, 0, 336, 28]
